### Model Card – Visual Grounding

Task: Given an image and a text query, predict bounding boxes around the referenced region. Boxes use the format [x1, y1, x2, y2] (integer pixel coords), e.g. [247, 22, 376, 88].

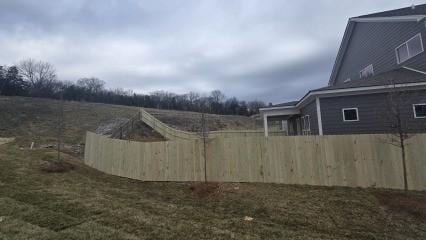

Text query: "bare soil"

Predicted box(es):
[123, 121, 167, 142]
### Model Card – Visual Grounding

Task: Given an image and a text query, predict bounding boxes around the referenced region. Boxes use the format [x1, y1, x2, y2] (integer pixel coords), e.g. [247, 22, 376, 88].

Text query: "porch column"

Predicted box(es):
[316, 97, 323, 136]
[263, 113, 269, 137]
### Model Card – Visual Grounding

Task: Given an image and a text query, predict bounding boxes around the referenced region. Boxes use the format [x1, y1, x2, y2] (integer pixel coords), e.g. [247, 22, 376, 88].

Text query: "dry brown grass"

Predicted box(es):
[1, 143, 425, 239]
[374, 191, 426, 218]
[1, 96, 426, 239]
[40, 161, 76, 173]
[189, 182, 220, 197]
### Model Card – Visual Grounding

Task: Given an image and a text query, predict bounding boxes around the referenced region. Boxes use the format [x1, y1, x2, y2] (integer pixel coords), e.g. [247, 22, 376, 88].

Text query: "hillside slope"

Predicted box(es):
[0, 96, 260, 146]
[0, 96, 139, 145]
[144, 108, 260, 132]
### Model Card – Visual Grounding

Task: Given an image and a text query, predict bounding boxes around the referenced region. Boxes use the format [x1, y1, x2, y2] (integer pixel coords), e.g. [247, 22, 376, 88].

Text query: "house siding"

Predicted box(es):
[335, 20, 426, 85]
[300, 100, 319, 135]
[320, 89, 426, 135]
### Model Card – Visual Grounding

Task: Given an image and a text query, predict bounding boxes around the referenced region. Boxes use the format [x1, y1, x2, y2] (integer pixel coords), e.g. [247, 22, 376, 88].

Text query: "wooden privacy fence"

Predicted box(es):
[139, 109, 285, 140]
[85, 130, 426, 190]
[85, 132, 205, 181]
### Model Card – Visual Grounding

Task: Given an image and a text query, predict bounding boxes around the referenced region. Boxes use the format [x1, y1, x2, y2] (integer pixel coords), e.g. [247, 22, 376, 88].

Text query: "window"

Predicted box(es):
[396, 33, 424, 64]
[413, 104, 426, 118]
[342, 108, 359, 122]
[301, 115, 311, 135]
[360, 64, 374, 79]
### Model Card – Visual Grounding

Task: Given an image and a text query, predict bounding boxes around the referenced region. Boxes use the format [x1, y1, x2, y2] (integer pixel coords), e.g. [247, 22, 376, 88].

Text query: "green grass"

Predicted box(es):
[0, 143, 425, 239]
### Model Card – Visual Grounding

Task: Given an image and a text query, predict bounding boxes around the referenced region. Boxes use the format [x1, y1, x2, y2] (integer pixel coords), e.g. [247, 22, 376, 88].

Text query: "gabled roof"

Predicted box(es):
[318, 67, 426, 91]
[328, 4, 426, 86]
[271, 101, 298, 108]
[261, 68, 426, 112]
[356, 4, 426, 18]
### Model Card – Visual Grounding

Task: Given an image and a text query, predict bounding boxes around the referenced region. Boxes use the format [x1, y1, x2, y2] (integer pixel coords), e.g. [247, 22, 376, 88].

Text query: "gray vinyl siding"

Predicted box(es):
[335, 20, 426, 85]
[300, 100, 319, 135]
[320, 90, 426, 135]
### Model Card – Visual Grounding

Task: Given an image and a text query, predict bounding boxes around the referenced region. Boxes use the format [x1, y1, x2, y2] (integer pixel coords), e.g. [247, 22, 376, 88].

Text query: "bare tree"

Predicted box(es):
[77, 77, 105, 95]
[210, 90, 225, 103]
[248, 100, 266, 114]
[18, 58, 57, 96]
[381, 83, 417, 191]
[57, 91, 65, 162]
[188, 91, 200, 105]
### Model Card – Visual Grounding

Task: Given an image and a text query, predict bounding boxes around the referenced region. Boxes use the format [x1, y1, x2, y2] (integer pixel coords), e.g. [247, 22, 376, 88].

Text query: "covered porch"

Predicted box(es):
[259, 106, 301, 137]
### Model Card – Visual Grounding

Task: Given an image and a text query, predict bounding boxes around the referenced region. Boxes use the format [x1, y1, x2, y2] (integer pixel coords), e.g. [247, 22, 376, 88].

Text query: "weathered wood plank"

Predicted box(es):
[84, 132, 426, 190]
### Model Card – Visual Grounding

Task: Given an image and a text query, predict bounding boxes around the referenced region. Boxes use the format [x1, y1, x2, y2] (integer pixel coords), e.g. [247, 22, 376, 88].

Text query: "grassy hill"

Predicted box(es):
[0, 96, 139, 145]
[0, 96, 260, 146]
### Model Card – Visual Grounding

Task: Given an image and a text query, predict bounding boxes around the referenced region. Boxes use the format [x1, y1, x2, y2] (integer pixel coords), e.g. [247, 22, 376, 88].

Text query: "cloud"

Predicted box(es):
[0, 0, 424, 103]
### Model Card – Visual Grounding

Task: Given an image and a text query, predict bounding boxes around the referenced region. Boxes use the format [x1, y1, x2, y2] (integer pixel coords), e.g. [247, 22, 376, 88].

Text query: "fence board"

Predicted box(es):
[84, 131, 426, 190]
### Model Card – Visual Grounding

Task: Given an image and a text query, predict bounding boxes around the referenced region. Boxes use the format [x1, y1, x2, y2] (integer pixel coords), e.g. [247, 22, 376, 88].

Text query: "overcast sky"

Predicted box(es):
[0, 0, 424, 103]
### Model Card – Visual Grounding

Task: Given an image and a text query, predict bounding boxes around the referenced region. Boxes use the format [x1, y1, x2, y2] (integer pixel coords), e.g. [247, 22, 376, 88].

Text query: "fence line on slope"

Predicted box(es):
[84, 131, 426, 190]
[139, 108, 284, 141]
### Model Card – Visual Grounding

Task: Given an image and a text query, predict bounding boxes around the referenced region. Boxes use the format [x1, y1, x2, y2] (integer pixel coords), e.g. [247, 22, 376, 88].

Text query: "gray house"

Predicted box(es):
[260, 4, 426, 136]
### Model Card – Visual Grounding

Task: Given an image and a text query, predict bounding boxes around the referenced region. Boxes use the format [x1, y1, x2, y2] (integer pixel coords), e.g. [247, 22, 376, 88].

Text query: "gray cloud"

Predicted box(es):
[0, 0, 424, 103]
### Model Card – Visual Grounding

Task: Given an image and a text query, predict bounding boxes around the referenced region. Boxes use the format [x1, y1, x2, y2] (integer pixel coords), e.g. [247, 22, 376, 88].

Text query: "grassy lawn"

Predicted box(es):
[1, 96, 425, 239]
[0, 142, 425, 239]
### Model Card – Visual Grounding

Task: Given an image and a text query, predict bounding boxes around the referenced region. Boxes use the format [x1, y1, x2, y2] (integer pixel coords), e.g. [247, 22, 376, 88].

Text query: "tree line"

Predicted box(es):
[0, 59, 266, 116]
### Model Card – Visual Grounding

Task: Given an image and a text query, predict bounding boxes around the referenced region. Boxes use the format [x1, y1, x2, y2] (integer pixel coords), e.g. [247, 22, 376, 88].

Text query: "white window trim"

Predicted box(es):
[344, 78, 351, 83]
[342, 108, 359, 122]
[413, 103, 426, 119]
[359, 64, 374, 79]
[395, 33, 424, 64]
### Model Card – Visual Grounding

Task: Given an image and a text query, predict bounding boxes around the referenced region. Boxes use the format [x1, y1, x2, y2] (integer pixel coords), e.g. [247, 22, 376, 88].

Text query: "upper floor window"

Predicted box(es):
[360, 64, 374, 79]
[342, 108, 359, 122]
[396, 33, 424, 64]
[413, 103, 426, 118]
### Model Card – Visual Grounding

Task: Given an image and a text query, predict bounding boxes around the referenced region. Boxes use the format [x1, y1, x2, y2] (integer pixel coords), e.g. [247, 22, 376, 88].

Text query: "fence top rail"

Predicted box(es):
[140, 108, 285, 141]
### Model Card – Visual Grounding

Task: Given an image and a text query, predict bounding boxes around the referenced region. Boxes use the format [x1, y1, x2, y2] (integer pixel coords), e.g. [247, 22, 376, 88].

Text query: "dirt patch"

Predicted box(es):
[40, 161, 76, 173]
[374, 191, 426, 218]
[123, 121, 167, 142]
[95, 118, 130, 135]
[189, 182, 220, 197]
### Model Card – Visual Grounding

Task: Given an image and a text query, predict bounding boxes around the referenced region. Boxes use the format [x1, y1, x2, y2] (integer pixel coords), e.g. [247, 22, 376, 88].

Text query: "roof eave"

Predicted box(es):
[351, 15, 426, 23]
[260, 81, 426, 113]
[328, 21, 355, 86]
